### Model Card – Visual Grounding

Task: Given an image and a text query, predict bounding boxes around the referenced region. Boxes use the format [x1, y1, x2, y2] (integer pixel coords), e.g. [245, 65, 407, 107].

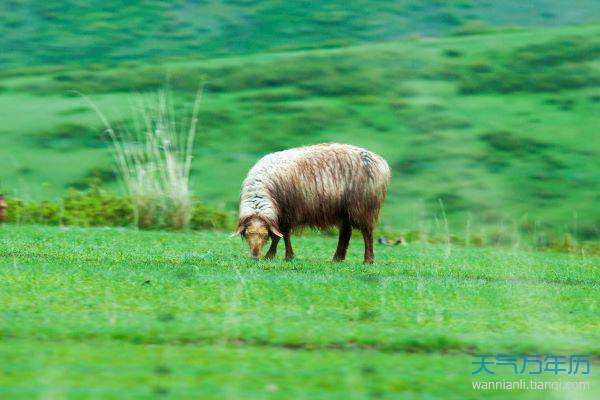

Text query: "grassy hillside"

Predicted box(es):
[1, 24, 598, 239]
[0, 225, 598, 398]
[1, 0, 599, 67]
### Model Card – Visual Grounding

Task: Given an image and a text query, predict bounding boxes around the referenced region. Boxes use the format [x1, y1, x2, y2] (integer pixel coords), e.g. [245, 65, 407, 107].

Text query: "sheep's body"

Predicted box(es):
[238, 143, 390, 263]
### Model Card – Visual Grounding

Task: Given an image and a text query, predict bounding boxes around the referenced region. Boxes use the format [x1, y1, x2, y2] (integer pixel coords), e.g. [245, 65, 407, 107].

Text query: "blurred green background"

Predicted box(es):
[0, 0, 598, 240]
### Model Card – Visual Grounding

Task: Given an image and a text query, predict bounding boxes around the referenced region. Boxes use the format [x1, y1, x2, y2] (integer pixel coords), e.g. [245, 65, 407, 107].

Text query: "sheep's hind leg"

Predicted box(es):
[264, 235, 280, 260]
[284, 230, 294, 261]
[361, 226, 374, 264]
[333, 221, 352, 262]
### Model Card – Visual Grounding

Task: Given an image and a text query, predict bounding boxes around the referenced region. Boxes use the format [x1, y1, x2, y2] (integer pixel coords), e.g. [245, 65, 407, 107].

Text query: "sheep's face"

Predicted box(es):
[244, 219, 269, 259]
[234, 216, 283, 260]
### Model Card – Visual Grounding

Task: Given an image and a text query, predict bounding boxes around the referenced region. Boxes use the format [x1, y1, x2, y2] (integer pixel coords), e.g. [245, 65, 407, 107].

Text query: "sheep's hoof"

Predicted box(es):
[332, 255, 345, 262]
[263, 253, 276, 260]
[363, 258, 374, 264]
[284, 254, 294, 261]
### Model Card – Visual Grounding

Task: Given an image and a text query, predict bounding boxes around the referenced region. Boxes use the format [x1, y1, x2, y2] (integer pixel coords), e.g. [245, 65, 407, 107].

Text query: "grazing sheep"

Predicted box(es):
[0, 195, 7, 223]
[234, 143, 390, 263]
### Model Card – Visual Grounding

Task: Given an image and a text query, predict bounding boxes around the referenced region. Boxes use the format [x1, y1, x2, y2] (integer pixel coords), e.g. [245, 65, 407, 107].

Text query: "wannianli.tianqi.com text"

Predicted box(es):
[472, 380, 590, 391]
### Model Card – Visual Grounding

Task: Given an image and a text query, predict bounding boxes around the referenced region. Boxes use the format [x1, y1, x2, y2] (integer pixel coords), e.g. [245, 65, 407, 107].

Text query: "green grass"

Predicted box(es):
[0, 24, 598, 240]
[1, 4, 598, 398]
[0, 225, 598, 398]
[2, 0, 599, 67]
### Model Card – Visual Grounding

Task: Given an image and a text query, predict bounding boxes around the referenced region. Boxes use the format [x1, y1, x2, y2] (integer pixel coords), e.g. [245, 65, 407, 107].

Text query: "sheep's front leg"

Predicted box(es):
[284, 230, 294, 261]
[264, 234, 280, 260]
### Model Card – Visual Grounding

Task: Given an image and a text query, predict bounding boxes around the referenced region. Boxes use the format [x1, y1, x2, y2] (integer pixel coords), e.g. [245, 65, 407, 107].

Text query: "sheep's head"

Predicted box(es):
[0, 195, 7, 223]
[234, 216, 282, 259]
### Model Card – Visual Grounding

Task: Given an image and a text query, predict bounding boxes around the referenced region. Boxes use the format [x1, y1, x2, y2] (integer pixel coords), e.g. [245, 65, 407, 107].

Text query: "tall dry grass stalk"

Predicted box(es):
[84, 89, 202, 229]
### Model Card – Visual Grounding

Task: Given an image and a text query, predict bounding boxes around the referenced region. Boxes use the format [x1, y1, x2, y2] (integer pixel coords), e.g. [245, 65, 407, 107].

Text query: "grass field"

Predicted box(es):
[3, 1, 599, 67]
[1, 224, 598, 398]
[1, 1, 598, 398]
[1, 24, 599, 240]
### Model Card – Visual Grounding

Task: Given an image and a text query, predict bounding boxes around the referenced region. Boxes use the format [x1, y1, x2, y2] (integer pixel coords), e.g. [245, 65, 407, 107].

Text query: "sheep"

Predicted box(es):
[0, 195, 7, 223]
[234, 143, 390, 264]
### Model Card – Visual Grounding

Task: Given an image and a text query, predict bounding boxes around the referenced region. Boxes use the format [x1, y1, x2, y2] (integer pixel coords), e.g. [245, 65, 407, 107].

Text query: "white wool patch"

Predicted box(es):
[239, 147, 305, 221]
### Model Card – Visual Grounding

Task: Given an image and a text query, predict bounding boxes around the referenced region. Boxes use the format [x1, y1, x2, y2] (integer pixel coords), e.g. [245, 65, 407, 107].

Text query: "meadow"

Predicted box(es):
[1, 2, 599, 398]
[2, 0, 599, 67]
[1, 24, 599, 241]
[0, 224, 598, 398]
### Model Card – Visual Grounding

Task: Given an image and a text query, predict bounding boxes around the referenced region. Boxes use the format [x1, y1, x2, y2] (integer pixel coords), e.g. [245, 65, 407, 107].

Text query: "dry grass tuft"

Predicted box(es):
[84, 89, 202, 229]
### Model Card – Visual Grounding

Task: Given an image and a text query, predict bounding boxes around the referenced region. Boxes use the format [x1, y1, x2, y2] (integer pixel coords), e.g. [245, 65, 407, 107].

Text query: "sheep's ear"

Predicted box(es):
[230, 223, 245, 237]
[269, 225, 283, 238]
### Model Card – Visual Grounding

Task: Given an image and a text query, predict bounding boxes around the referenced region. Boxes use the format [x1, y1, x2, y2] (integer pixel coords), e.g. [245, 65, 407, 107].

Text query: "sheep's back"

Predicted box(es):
[261, 144, 389, 228]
